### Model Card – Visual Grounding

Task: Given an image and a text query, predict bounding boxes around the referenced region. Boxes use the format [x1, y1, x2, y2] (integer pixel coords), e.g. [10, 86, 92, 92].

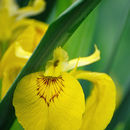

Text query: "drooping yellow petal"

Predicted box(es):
[13, 72, 85, 130]
[16, 0, 46, 20]
[73, 70, 116, 130]
[65, 45, 100, 71]
[1, 63, 24, 98]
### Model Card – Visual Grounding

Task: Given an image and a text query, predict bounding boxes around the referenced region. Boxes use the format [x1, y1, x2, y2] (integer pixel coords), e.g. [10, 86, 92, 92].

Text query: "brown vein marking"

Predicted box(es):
[36, 75, 64, 107]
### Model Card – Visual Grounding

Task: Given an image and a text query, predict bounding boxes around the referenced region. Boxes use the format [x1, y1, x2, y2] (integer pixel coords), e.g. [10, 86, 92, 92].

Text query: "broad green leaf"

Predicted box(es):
[0, 0, 102, 129]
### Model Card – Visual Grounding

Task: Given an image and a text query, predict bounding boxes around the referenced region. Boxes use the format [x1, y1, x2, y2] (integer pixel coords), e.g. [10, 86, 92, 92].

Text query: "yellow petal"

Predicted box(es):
[15, 42, 32, 59]
[0, 43, 27, 77]
[13, 72, 85, 130]
[12, 18, 48, 33]
[73, 70, 116, 130]
[13, 21, 48, 51]
[1, 63, 24, 98]
[0, 9, 15, 41]
[16, 25, 36, 52]
[16, 0, 46, 20]
[0, 22, 48, 77]
[11, 18, 47, 42]
[65, 45, 100, 71]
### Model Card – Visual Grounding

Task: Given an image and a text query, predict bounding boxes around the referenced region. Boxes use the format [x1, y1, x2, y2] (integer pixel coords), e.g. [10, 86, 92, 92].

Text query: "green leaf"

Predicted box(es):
[0, 0, 102, 129]
[124, 115, 130, 130]
[56, 0, 73, 17]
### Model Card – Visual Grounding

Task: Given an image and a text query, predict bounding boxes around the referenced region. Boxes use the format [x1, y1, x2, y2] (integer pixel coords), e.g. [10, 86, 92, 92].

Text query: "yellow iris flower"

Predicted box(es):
[0, 22, 48, 98]
[13, 46, 116, 130]
[0, 0, 45, 43]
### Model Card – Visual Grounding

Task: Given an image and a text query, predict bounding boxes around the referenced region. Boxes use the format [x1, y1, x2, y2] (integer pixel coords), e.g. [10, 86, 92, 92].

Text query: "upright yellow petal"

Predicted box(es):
[65, 45, 100, 71]
[13, 72, 85, 130]
[73, 71, 116, 130]
[45, 47, 69, 77]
